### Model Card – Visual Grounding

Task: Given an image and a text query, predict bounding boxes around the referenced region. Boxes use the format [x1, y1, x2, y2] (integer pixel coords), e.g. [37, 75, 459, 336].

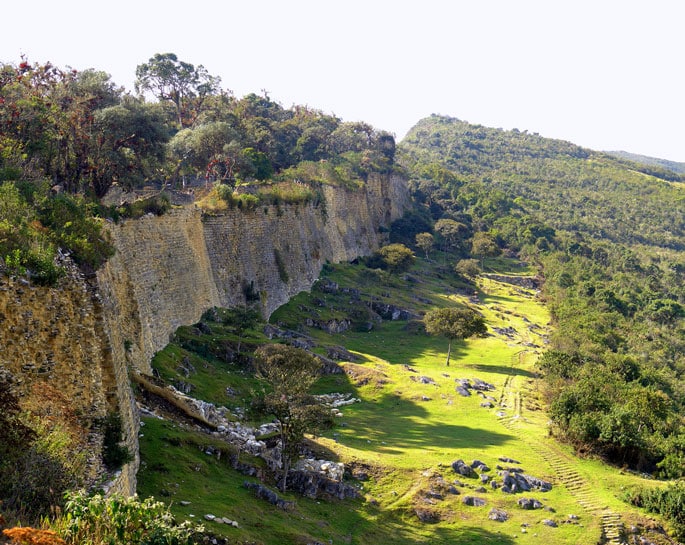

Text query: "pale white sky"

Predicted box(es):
[3, 0, 684, 160]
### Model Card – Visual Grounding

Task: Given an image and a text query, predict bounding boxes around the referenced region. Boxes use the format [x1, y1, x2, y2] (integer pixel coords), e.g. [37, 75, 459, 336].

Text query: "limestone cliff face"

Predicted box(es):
[0, 173, 409, 497]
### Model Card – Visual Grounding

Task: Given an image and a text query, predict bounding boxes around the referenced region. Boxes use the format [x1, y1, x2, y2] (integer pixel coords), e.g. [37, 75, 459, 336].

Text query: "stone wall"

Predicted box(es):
[95, 172, 409, 494]
[0, 174, 409, 497]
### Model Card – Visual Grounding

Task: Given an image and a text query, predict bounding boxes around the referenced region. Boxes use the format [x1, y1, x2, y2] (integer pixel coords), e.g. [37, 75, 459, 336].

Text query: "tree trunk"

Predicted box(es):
[279, 429, 288, 493]
[446, 340, 452, 366]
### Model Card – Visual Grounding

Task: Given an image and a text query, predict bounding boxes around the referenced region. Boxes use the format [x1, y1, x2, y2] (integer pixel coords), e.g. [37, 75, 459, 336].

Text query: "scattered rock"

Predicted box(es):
[471, 460, 490, 472]
[542, 519, 558, 528]
[326, 345, 360, 362]
[288, 470, 359, 500]
[489, 508, 509, 522]
[472, 378, 496, 391]
[499, 470, 552, 493]
[316, 278, 339, 293]
[462, 496, 486, 507]
[451, 459, 476, 477]
[368, 301, 417, 321]
[243, 482, 293, 510]
[456, 386, 471, 397]
[415, 507, 440, 523]
[518, 498, 543, 510]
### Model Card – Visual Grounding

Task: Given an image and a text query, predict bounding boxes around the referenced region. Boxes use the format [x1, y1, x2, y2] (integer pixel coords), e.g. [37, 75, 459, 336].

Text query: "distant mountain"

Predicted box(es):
[606, 150, 685, 176]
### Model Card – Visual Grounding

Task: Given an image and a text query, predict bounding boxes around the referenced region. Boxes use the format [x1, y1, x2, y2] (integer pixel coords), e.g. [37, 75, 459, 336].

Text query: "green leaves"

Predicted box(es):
[424, 306, 487, 366]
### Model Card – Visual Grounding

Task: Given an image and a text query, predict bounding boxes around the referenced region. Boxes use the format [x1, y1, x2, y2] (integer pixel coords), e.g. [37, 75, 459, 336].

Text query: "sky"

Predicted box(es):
[2, 0, 684, 161]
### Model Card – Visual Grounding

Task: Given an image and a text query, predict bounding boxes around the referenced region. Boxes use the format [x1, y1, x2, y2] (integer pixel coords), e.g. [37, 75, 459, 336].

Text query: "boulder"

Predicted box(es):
[456, 386, 471, 397]
[451, 459, 476, 477]
[327, 345, 360, 362]
[243, 482, 293, 510]
[462, 496, 486, 507]
[471, 460, 490, 472]
[488, 508, 508, 522]
[415, 508, 440, 523]
[368, 301, 416, 321]
[518, 498, 543, 510]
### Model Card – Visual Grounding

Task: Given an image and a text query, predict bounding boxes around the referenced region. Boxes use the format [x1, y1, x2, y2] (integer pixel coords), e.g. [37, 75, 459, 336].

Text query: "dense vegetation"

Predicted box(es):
[0, 54, 396, 283]
[398, 115, 685, 477]
[0, 55, 396, 197]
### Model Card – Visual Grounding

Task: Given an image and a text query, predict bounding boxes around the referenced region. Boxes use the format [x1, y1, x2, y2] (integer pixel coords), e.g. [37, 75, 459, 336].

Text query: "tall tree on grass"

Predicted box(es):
[135, 53, 221, 128]
[424, 307, 487, 366]
[471, 231, 501, 269]
[377, 243, 415, 274]
[415, 232, 435, 260]
[253, 344, 330, 492]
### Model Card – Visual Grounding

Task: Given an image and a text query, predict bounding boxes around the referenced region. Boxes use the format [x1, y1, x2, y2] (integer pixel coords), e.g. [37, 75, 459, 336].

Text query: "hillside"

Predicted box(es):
[1, 55, 684, 545]
[606, 150, 685, 176]
[398, 114, 685, 479]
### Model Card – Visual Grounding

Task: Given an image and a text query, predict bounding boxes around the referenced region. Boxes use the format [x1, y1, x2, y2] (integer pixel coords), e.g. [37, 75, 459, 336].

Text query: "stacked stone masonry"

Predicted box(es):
[0, 173, 409, 496]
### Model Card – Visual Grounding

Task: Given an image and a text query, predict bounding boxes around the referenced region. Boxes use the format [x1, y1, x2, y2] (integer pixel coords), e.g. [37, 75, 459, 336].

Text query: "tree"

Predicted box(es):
[471, 231, 501, 268]
[415, 232, 435, 259]
[88, 100, 168, 196]
[376, 243, 415, 274]
[424, 307, 487, 366]
[135, 53, 221, 128]
[253, 344, 330, 492]
[454, 258, 481, 278]
[434, 218, 468, 255]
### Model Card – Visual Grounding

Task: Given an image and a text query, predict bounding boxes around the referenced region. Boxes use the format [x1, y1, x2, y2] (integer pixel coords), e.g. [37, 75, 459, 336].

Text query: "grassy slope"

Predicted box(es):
[137, 257, 661, 545]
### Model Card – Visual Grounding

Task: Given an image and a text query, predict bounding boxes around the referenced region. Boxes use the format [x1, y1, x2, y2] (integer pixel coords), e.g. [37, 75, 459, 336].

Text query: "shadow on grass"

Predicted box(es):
[333, 391, 512, 455]
[466, 362, 536, 378]
[359, 513, 518, 545]
[430, 526, 517, 545]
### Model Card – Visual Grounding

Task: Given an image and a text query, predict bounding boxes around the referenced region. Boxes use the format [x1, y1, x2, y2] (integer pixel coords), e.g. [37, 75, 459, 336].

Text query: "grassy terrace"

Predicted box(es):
[138, 257, 658, 545]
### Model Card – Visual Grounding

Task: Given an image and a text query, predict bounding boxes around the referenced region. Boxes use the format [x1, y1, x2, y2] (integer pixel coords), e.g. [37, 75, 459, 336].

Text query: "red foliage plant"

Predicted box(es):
[2, 527, 66, 545]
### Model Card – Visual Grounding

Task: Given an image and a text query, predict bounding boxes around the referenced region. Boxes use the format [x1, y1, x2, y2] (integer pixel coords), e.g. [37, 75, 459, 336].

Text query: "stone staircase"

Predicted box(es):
[497, 361, 624, 545]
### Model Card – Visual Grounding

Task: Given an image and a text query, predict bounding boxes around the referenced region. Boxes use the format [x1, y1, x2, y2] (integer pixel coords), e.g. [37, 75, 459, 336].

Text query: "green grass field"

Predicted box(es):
[137, 257, 663, 544]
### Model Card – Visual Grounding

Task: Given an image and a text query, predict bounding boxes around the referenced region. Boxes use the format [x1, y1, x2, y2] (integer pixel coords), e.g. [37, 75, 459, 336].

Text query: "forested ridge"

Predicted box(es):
[398, 114, 685, 476]
[0, 54, 396, 283]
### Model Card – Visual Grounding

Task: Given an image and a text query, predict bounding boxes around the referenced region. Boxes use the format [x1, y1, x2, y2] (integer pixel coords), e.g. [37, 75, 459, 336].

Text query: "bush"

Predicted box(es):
[99, 413, 133, 470]
[625, 482, 685, 540]
[50, 491, 205, 545]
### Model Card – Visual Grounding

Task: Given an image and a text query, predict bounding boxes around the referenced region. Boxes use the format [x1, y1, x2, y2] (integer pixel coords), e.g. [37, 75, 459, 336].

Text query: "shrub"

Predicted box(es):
[49, 491, 204, 545]
[99, 413, 133, 470]
[625, 482, 685, 540]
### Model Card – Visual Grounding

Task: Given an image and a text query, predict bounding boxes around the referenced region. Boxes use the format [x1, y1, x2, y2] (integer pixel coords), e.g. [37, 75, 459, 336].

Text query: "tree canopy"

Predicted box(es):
[253, 344, 330, 492]
[424, 307, 487, 366]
